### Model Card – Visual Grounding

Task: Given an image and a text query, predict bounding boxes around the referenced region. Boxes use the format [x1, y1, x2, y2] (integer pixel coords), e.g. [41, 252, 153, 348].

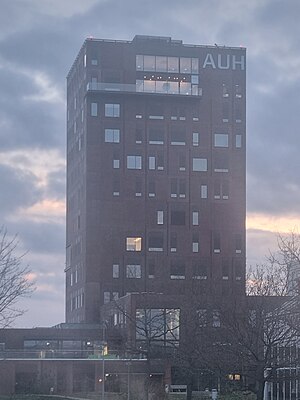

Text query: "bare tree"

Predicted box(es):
[0, 227, 35, 327]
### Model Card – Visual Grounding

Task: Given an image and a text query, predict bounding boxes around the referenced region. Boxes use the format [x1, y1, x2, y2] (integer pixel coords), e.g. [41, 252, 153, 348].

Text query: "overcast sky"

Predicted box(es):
[1, 0, 300, 327]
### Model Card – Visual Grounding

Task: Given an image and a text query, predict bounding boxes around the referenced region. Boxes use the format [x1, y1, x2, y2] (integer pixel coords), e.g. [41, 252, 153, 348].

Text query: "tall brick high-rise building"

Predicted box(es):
[66, 35, 246, 323]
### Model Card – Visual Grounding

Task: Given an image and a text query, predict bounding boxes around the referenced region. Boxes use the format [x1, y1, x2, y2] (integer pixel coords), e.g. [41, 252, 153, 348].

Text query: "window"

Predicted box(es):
[235, 234, 242, 254]
[192, 211, 199, 226]
[104, 292, 110, 304]
[113, 178, 120, 196]
[168, 57, 179, 72]
[171, 179, 186, 198]
[180, 57, 191, 73]
[170, 233, 177, 252]
[214, 153, 229, 172]
[127, 155, 142, 169]
[191, 75, 199, 84]
[91, 102, 98, 117]
[91, 58, 98, 66]
[148, 180, 156, 197]
[170, 261, 185, 279]
[136, 128, 143, 143]
[235, 134, 242, 148]
[149, 156, 155, 170]
[105, 129, 120, 143]
[126, 237, 142, 251]
[171, 129, 186, 145]
[222, 258, 230, 279]
[135, 178, 142, 197]
[212, 310, 221, 327]
[201, 185, 208, 199]
[157, 153, 164, 170]
[179, 153, 186, 171]
[222, 83, 229, 97]
[222, 102, 229, 122]
[171, 210, 186, 226]
[234, 259, 243, 280]
[148, 260, 155, 278]
[214, 180, 229, 199]
[193, 158, 207, 172]
[192, 233, 199, 253]
[149, 128, 164, 144]
[214, 133, 229, 147]
[157, 211, 164, 225]
[148, 233, 163, 252]
[193, 263, 207, 279]
[113, 264, 119, 278]
[126, 264, 142, 278]
[112, 292, 119, 300]
[113, 159, 120, 169]
[193, 132, 199, 146]
[235, 84, 242, 98]
[105, 103, 120, 117]
[213, 233, 221, 253]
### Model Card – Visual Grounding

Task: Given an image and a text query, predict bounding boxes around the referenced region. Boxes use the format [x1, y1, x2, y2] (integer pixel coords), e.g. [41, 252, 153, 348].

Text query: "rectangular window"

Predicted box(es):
[105, 129, 120, 143]
[127, 155, 142, 169]
[214, 180, 229, 199]
[171, 179, 177, 198]
[235, 84, 242, 98]
[157, 153, 164, 170]
[104, 292, 110, 304]
[148, 233, 163, 252]
[201, 185, 208, 199]
[148, 180, 156, 197]
[222, 258, 230, 279]
[192, 233, 199, 253]
[135, 178, 142, 197]
[105, 103, 120, 117]
[171, 129, 186, 145]
[180, 57, 191, 74]
[170, 261, 185, 279]
[235, 134, 242, 148]
[214, 133, 229, 147]
[91, 102, 98, 117]
[222, 102, 229, 122]
[214, 153, 229, 172]
[126, 237, 142, 251]
[113, 178, 120, 196]
[235, 234, 242, 254]
[171, 210, 185, 226]
[193, 263, 207, 279]
[136, 128, 143, 144]
[112, 292, 119, 300]
[193, 132, 199, 146]
[157, 211, 164, 225]
[126, 264, 142, 278]
[148, 260, 155, 278]
[91, 58, 98, 66]
[136, 55, 144, 70]
[193, 158, 208, 172]
[179, 153, 186, 171]
[213, 233, 221, 253]
[192, 211, 199, 226]
[212, 310, 221, 327]
[149, 156, 156, 170]
[168, 56, 179, 72]
[113, 264, 119, 278]
[222, 83, 229, 97]
[149, 128, 164, 144]
[179, 180, 186, 198]
[113, 159, 120, 169]
[170, 233, 177, 252]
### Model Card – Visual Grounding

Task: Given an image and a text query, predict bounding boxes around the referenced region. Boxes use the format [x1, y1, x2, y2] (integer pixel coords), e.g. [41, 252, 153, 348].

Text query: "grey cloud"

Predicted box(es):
[0, 164, 41, 216]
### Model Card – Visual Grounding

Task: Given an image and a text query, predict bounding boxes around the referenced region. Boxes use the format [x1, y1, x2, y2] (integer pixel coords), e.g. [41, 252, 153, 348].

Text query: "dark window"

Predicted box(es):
[149, 128, 164, 144]
[222, 102, 229, 121]
[170, 261, 185, 279]
[235, 234, 242, 253]
[171, 211, 186, 225]
[148, 233, 163, 251]
[222, 258, 230, 278]
[171, 129, 186, 145]
[170, 233, 177, 252]
[148, 260, 155, 278]
[213, 232, 221, 253]
[193, 263, 207, 279]
[214, 153, 229, 172]
[148, 180, 156, 197]
[136, 128, 143, 143]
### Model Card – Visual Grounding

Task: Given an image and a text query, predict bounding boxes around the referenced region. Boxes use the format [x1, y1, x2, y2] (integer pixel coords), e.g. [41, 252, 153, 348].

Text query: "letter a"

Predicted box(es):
[203, 54, 216, 69]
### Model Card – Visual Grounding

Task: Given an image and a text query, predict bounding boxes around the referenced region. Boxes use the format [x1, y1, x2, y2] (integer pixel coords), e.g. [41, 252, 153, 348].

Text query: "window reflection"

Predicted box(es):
[156, 56, 167, 72]
[180, 57, 191, 73]
[168, 57, 179, 72]
[143, 55, 156, 71]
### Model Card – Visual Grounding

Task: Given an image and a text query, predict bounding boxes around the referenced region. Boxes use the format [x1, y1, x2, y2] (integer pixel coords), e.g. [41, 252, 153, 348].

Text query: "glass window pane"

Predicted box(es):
[168, 57, 179, 72]
[201, 185, 208, 199]
[143, 80, 156, 93]
[105, 104, 120, 117]
[156, 56, 167, 72]
[126, 237, 142, 251]
[180, 82, 191, 95]
[91, 103, 98, 117]
[136, 55, 144, 70]
[157, 211, 164, 225]
[143, 55, 155, 71]
[136, 80, 144, 92]
[214, 133, 229, 147]
[168, 81, 179, 94]
[113, 264, 119, 278]
[192, 58, 199, 73]
[180, 57, 191, 73]
[193, 158, 207, 172]
[236, 134, 242, 148]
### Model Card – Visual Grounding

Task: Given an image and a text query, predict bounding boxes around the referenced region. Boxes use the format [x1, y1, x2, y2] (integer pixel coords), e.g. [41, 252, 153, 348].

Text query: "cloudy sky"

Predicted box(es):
[1, 0, 300, 327]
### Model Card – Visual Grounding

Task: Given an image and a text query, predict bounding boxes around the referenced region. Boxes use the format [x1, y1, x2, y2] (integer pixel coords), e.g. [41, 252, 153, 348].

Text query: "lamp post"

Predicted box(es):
[126, 359, 131, 400]
[100, 321, 108, 400]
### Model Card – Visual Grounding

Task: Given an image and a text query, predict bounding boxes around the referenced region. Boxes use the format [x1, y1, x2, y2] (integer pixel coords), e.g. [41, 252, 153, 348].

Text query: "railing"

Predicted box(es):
[0, 349, 143, 360]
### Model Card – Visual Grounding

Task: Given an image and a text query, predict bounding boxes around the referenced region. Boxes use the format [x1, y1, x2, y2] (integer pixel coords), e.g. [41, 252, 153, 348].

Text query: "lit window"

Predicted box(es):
[193, 158, 207, 172]
[214, 133, 229, 147]
[236, 134, 242, 148]
[126, 264, 142, 278]
[91, 102, 98, 117]
[127, 156, 142, 169]
[105, 104, 120, 117]
[192, 211, 199, 226]
[126, 237, 142, 251]
[149, 156, 156, 170]
[201, 185, 208, 199]
[193, 132, 199, 146]
[157, 211, 164, 225]
[113, 264, 119, 278]
[105, 129, 120, 143]
[113, 158, 120, 169]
